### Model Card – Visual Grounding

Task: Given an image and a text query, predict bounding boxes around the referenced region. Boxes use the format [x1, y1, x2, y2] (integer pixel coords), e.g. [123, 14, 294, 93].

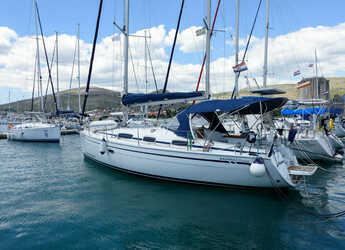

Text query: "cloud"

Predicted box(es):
[1, 22, 345, 105]
[0, 26, 17, 55]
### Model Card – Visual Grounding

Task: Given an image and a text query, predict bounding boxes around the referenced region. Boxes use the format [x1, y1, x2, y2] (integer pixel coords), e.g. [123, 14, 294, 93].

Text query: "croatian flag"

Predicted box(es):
[293, 70, 301, 76]
[233, 61, 248, 73]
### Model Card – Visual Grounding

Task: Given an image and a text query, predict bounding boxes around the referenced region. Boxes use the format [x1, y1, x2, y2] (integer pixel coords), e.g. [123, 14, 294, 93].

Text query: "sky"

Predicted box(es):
[1, 0, 345, 105]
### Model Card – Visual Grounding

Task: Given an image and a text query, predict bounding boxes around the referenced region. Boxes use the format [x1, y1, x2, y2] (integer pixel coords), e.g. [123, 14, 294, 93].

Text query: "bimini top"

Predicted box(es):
[122, 91, 205, 106]
[174, 96, 287, 137]
[282, 107, 343, 119]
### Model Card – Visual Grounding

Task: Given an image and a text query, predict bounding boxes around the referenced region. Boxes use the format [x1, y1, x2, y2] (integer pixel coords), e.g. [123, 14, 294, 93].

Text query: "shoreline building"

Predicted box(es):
[297, 77, 330, 101]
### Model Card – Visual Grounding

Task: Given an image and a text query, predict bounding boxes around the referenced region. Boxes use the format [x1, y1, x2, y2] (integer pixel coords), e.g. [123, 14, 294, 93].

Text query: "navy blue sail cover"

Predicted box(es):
[122, 91, 205, 106]
[56, 110, 75, 115]
[174, 96, 287, 137]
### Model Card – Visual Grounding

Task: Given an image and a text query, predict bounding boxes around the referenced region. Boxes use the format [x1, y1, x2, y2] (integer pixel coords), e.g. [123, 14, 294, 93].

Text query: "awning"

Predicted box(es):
[174, 96, 287, 137]
[281, 107, 343, 119]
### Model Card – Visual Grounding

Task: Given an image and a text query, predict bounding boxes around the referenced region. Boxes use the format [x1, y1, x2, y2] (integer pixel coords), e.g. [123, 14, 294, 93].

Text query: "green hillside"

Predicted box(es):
[1, 77, 344, 113]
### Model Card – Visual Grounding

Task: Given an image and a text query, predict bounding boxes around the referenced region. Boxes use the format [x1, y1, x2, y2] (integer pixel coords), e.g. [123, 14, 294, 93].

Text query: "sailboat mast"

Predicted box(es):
[263, 0, 270, 88]
[8, 89, 10, 113]
[205, 0, 211, 98]
[34, 0, 43, 112]
[78, 24, 81, 113]
[56, 31, 60, 110]
[123, 0, 129, 123]
[234, 0, 239, 97]
[315, 49, 319, 99]
[81, 0, 103, 117]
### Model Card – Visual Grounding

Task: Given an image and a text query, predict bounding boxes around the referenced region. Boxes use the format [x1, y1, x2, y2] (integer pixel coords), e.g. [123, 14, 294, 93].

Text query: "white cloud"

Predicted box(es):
[0, 26, 17, 55]
[1, 22, 345, 105]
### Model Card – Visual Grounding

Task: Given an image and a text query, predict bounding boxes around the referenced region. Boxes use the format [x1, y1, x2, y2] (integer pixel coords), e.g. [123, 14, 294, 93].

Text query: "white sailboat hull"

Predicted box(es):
[8, 123, 60, 142]
[81, 131, 295, 188]
[289, 136, 337, 161]
[334, 123, 345, 138]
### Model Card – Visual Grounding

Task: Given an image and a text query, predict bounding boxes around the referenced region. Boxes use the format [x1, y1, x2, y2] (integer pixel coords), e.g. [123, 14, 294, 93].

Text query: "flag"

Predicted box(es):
[195, 28, 206, 36]
[308, 63, 314, 67]
[232, 61, 248, 73]
[322, 90, 328, 95]
[293, 70, 301, 76]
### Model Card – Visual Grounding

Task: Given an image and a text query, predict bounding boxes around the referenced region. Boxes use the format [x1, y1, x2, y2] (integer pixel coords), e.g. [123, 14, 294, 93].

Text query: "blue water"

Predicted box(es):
[0, 135, 345, 249]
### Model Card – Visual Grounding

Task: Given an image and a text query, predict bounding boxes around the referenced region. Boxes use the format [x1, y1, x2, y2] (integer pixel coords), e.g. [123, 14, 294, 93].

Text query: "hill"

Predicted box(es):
[0, 87, 122, 113]
[1, 77, 344, 113]
[215, 77, 345, 100]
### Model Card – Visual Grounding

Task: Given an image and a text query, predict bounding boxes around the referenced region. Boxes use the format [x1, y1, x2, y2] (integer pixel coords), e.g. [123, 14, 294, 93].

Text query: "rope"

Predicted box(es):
[264, 159, 345, 219]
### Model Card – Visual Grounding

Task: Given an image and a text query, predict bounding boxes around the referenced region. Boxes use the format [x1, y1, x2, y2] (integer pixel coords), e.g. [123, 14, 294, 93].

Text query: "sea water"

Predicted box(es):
[0, 135, 344, 249]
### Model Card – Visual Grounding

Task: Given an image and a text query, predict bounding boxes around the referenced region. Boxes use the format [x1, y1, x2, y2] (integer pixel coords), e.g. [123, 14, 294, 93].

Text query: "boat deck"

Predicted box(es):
[288, 165, 318, 176]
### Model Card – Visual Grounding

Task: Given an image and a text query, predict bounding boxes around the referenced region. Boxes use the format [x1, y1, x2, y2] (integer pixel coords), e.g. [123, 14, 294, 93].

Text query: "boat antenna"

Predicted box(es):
[34, 0, 58, 114]
[157, 0, 185, 119]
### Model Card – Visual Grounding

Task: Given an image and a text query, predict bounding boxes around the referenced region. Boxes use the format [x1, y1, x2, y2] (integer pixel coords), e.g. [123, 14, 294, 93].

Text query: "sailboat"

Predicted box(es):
[334, 117, 345, 138]
[8, 0, 60, 143]
[80, 0, 318, 189]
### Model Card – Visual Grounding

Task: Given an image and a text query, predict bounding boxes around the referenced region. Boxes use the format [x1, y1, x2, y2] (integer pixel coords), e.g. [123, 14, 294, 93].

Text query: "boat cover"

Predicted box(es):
[174, 96, 287, 137]
[56, 110, 75, 115]
[281, 107, 343, 119]
[122, 91, 205, 106]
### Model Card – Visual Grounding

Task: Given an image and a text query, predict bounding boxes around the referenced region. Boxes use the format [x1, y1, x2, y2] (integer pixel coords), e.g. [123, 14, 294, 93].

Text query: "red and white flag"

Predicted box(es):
[232, 61, 248, 73]
[293, 70, 301, 76]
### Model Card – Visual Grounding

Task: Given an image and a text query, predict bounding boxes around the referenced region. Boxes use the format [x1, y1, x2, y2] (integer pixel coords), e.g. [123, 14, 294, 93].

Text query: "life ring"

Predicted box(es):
[8, 123, 14, 129]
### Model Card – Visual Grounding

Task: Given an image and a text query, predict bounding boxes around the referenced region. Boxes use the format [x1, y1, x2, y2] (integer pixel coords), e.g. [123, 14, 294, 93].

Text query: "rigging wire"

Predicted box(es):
[31, 48, 38, 112]
[193, 0, 222, 104]
[68, 35, 78, 110]
[231, 0, 263, 99]
[157, 0, 185, 119]
[35, 1, 58, 114]
[81, 0, 103, 117]
[145, 35, 159, 94]
[43, 41, 56, 110]
[129, 47, 139, 93]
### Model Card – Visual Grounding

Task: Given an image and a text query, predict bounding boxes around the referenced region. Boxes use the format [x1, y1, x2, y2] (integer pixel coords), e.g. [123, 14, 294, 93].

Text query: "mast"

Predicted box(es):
[263, 0, 270, 88]
[31, 47, 37, 112]
[81, 0, 103, 116]
[205, 0, 211, 98]
[123, 0, 129, 123]
[35, 0, 58, 114]
[8, 89, 10, 113]
[34, 0, 43, 112]
[315, 49, 319, 99]
[78, 24, 81, 113]
[234, 0, 239, 97]
[56, 31, 60, 110]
